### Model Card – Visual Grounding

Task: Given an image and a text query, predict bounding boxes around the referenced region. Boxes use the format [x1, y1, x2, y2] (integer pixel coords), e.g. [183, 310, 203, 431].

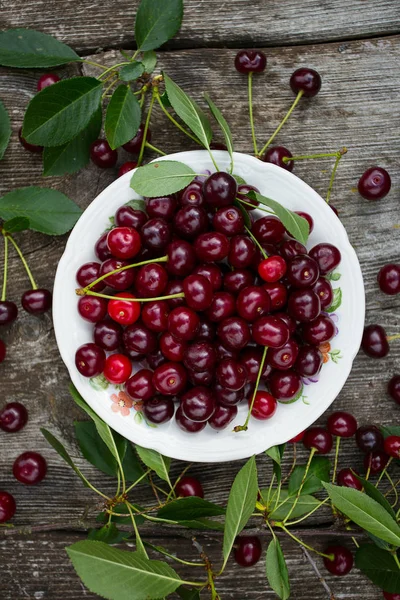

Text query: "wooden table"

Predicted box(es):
[1, 2, 399, 598]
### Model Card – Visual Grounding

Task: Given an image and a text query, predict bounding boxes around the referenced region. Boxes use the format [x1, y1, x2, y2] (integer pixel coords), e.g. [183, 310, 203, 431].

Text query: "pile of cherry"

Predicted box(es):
[75, 170, 342, 433]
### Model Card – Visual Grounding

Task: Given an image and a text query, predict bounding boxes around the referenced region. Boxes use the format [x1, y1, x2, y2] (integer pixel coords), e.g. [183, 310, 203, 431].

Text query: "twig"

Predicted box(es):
[301, 547, 336, 600]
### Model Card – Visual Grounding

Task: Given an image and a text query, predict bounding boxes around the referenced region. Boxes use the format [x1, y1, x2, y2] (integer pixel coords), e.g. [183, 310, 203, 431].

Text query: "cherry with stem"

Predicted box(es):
[258, 90, 304, 157]
[234, 345, 268, 432]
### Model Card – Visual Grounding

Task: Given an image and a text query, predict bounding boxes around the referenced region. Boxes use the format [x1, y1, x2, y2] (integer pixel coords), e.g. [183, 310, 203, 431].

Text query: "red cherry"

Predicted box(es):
[108, 292, 140, 326]
[175, 476, 204, 498]
[0, 339, 6, 363]
[107, 226, 141, 259]
[0, 402, 28, 432]
[384, 436, 400, 459]
[118, 161, 137, 177]
[90, 139, 118, 168]
[288, 431, 305, 443]
[327, 411, 357, 438]
[13, 451, 47, 485]
[337, 468, 362, 491]
[250, 391, 277, 420]
[258, 255, 287, 282]
[37, 73, 60, 91]
[364, 451, 389, 474]
[233, 536, 262, 567]
[0, 491, 16, 523]
[383, 592, 400, 600]
[103, 353, 132, 384]
[303, 427, 333, 454]
[323, 546, 353, 576]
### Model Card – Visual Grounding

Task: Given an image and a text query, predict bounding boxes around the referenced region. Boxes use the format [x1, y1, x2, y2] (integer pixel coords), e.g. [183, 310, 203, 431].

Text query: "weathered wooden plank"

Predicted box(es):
[1, 0, 399, 52]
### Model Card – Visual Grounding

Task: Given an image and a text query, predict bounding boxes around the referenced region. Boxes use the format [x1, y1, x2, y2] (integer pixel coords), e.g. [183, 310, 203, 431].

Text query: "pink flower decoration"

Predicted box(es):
[110, 391, 133, 417]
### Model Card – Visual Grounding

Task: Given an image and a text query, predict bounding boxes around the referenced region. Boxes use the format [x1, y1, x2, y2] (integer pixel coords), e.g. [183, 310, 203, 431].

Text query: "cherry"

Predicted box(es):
[75, 343, 105, 377]
[309, 243, 341, 275]
[21, 288, 52, 314]
[238, 347, 263, 383]
[166, 240, 196, 277]
[295, 345, 323, 377]
[13, 451, 47, 485]
[175, 476, 204, 498]
[123, 323, 157, 355]
[93, 320, 122, 351]
[358, 166, 391, 200]
[274, 312, 296, 335]
[141, 218, 172, 251]
[356, 425, 383, 453]
[184, 341, 216, 372]
[383, 592, 400, 600]
[99, 259, 135, 290]
[0, 339, 5, 363]
[228, 235, 256, 269]
[210, 142, 228, 151]
[263, 282, 288, 312]
[143, 396, 174, 424]
[78, 295, 107, 323]
[302, 314, 336, 345]
[267, 339, 299, 370]
[153, 362, 187, 396]
[146, 196, 177, 222]
[364, 451, 389, 474]
[180, 182, 205, 207]
[193, 264, 223, 292]
[37, 73, 60, 90]
[361, 324, 389, 358]
[195, 232, 230, 263]
[258, 255, 287, 282]
[181, 386, 215, 422]
[217, 359, 247, 391]
[174, 206, 208, 239]
[236, 285, 271, 321]
[103, 353, 132, 384]
[0, 300, 18, 325]
[233, 536, 262, 567]
[168, 306, 200, 341]
[327, 411, 357, 437]
[125, 369, 154, 401]
[323, 546, 353, 576]
[337, 468, 362, 490]
[269, 370, 301, 401]
[95, 232, 113, 261]
[213, 206, 245, 236]
[288, 289, 321, 322]
[214, 383, 243, 407]
[183, 274, 213, 311]
[388, 375, 400, 404]
[123, 124, 151, 154]
[252, 315, 290, 348]
[107, 227, 141, 260]
[195, 317, 216, 342]
[175, 406, 206, 433]
[262, 146, 293, 171]
[135, 263, 168, 298]
[203, 172, 237, 208]
[290, 68, 321, 97]
[295, 212, 314, 233]
[76, 262, 106, 293]
[312, 278, 333, 309]
[378, 264, 400, 295]
[0, 491, 16, 523]
[209, 404, 238, 430]
[303, 427, 333, 454]
[118, 161, 137, 177]
[287, 255, 319, 288]
[116, 206, 147, 232]
[204, 291, 234, 322]
[146, 349, 166, 370]
[90, 139, 118, 168]
[0, 402, 28, 432]
[237, 184, 260, 210]
[18, 127, 43, 153]
[234, 50, 266, 74]
[279, 239, 307, 262]
[384, 435, 400, 458]
[252, 216, 285, 245]
[188, 368, 214, 387]
[288, 431, 305, 443]
[142, 300, 169, 332]
[250, 391, 277, 420]
[224, 269, 254, 294]
[217, 317, 251, 351]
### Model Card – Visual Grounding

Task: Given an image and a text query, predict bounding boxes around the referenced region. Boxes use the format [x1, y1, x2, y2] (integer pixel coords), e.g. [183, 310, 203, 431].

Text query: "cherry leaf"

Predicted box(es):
[266, 538, 290, 600]
[135, 0, 183, 51]
[0, 99, 11, 160]
[0, 29, 80, 68]
[130, 161, 196, 197]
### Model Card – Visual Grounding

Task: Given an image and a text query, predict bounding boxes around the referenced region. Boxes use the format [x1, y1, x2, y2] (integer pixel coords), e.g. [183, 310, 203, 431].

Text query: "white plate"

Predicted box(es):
[53, 151, 365, 463]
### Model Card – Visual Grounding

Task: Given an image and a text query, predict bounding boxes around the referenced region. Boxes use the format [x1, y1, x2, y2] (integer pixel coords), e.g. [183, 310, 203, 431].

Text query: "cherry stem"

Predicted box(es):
[166, 464, 193, 502]
[102, 74, 119, 99]
[84, 289, 185, 303]
[375, 457, 393, 488]
[285, 497, 330, 527]
[332, 436, 341, 484]
[248, 72, 258, 156]
[82, 255, 168, 293]
[143, 541, 207, 567]
[1, 233, 8, 302]
[384, 472, 398, 508]
[393, 552, 400, 570]
[283, 447, 317, 524]
[326, 148, 347, 204]
[278, 523, 334, 560]
[234, 345, 268, 432]
[7, 234, 37, 290]
[82, 59, 110, 70]
[244, 225, 267, 258]
[97, 61, 131, 80]
[155, 90, 201, 145]
[283, 148, 347, 163]
[387, 334, 400, 342]
[126, 502, 148, 559]
[145, 141, 166, 156]
[125, 469, 151, 495]
[237, 197, 275, 215]
[138, 88, 156, 166]
[258, 90, 304, 157]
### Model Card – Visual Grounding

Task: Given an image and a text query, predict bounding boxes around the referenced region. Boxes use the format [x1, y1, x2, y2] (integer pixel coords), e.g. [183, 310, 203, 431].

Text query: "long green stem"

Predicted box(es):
[237, 198, 275, 215]
[82, 59, 110, 70]
[98, 61, 131, 80]
[385, 471, 398, 508]
[279, 524, 334, 560]
[258, 90, 304, 157]
[283, 447, 316, 524]
[387, 334, 400, 342]
[283, 151, 341, 163]
[137, 90, 156, 166]
[7, 234, 37, 290]
[1, 234, 8, 301]
[155, 93, 201, 145]
[166, 464, 192, 502]
[234, 346, 267, 432]
[125, 469, 151, 495]
[332, 436, 341, 484]
[143, 541, 207, 567]
[126, 502, 148, 559]
[145, 142, 166, 156]
[81, 255, 168, 292]
[244, 225, 267, 258]
[115, 469, 121, 498]
[102, 75, 119, 99]
[248, 72, 258, 156]
[285, 497, 330, 526]
[85, 290, 185, 303]
[376, 457, 393, 487]
[394, 552, 400, 570]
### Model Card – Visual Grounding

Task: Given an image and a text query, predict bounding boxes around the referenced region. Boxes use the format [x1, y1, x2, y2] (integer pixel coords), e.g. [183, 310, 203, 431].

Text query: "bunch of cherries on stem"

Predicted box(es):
[74, 168, 342, 434]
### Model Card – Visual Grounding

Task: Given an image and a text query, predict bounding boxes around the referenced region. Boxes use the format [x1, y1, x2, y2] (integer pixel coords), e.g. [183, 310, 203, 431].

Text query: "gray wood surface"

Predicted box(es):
[0, 6, 400, 599]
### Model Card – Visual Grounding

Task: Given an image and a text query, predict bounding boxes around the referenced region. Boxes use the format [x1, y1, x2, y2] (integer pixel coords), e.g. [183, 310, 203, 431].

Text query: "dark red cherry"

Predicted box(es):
[262, 146, 293, 171]
[279, 239, 307, 262]
[263, 282, 288, 312]
[303, 427, 333, 454]
[213, 206, 245, 236]
[95, 232, 113, 261]
[193, 264, 223, 292]
[290, 68, 321, 97]
[358, 166, 391, 200]
[143, 396, 174, 424]
[195, 317, 216, 342]
[122, 123, 151, 154]
[309, 243, 341, 275]
[141, 218, 172, 251]
[295, 212, 314, 233]
[90, 139, 118, 168]
[195, 232, 230, 263]
[383, 592, 400, 600]
[78, 295, 107, 323]
[287, 255, 319, 288]
[21, 288, 52, 314]
[146, 349, 166, 370]
[269, 370, 301, 401]
[180, 386, 215, 422]
[99, 259, 135, 290]
[312, 278, 334, 309]
[75, 343, 105, 377]
[160, 331, 186, 362]
[93, 320, 122, 351]
[135, 263, 168, 298]
[234, 50, 266, 74]
[337, 468, 362, 490]
[214, 383, 243, 407]
[323, 546, 353, 576]
[115, 205, 148, 229]
[18, 127, 43, 153]
[183, 274, 213, 311]
[141, 300, 169, 333]
[288, 289, 321, 322]
[237, 184, 260, 210]
[252, 315, 290, 348]
[146, 196, 177, 221]
[0, 402, 28, 432]
[236, 285, 271, 322]
[327, 411, 357, 438]
[267, 339, 299, 370]
[203, 172, 237, 208]
[234, 536, 262, 567]
[208, 404, 238, 430]
[179, 181, 205, 207]
[125, 369, 155, 401]
[168, 306, 200, 341]
[274, 312, 296, 335]
[217, 359, 247, 391]
[188, 368, 214, 387]
[0, 491, 16, 523]
[250, 391, 277, 420]
[224, 269, 254, 294]
[175, 406, 206, 433]
[239, 347, 263, 383]
[37, 73, 60, 91]
[228, 235, 256, 269]
[13, 451, 47, 485]
[174, 206, 208, 240]
[153, 362, 187, 396]
[0, 340, 5, 363]
[184, 341, 216, 372]
[356, 425, 383, 453]
[76, 262, 105, 293]
[217, 317, 251, 351]
[295, 345, 323, 377]
[384, 436, 400, 459]
[361, 324, 389, 358]
[175, 476, 204, 498]
[378, 264, 400, 295]
[302, 315, 336, 345]
[388, 375, 400, 405]
[0, 300, 18, 325]
[163, 280, 185, 309]
[364, 451, 389, 474]
[252, 216, 285, 245]
[118, 161, 137, 177]
[123, 323, 157, 355]
[166, 240, 196, 277]
[288, 431, 305, 443]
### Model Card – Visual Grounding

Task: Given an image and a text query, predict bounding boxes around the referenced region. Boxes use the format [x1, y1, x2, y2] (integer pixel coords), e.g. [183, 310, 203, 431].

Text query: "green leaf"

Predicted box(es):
[266, 538, 290, 600]
[355, 544, 400, 594]
[323, 482, 400, 546]
[141, 51, 157, 74]
[135, 445, 171, 484]
[0, 99, 11, 160]
[135, 0, 183, 51]
[74, 420, 120, 478]
[163, 73, 212, 149]
[355, 475, 396, 519]
[2, 217, 30, 233]
[159, 91, 171, 108]
[173, 517, 224, 531]
[158, 497, 225, 521]
[233, 174, 247, 185]
[88, 523, 130, 545]
[234, 199, 251, 229]
[368, 532, 393, 551]
[66, 541, 182, 600]
[43, 105, 102, 176]
[263, 489, 320, 520]
[288, 457, 330, 496]
[130, 160, 196, 197]
[204, 93, 234, 172]
[222, 456, 258, 569]
[248, 191, 309, 245]
[41, 428, 91, 489]
[326, 271, 341, 281]
[325, 287, 342, 313]
[105, 85, 141, 150]
[23, 77, 103, 147]
[176, 586, 201, 600]
[0, 187, 82, 235]
[126, 199, 147, 212]
[0, 29, 80, 68]
[119, 62, 145, 82]
[265, 444, 286, 465]
[122, 442, 145, 483]
[382, 426, 400, 439]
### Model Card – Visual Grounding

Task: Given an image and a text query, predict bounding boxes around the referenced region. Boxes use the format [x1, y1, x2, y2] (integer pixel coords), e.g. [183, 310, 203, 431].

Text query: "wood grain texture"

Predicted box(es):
[0, 35, 399, 600]
[1, 0, 400, 52]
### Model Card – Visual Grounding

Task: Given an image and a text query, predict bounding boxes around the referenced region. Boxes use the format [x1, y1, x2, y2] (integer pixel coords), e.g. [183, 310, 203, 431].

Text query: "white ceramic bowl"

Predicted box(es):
[53, 151, 365, 463]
